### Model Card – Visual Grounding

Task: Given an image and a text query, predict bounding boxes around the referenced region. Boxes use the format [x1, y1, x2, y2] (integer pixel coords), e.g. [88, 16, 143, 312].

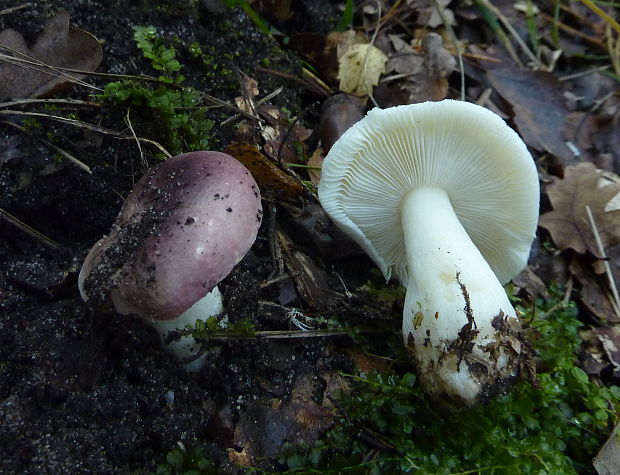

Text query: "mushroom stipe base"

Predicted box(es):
[405, 308, 537, 409]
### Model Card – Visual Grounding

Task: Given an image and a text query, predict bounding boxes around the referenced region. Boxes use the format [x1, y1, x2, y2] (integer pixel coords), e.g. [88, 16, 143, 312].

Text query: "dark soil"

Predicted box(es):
[0, 1, 380, 473]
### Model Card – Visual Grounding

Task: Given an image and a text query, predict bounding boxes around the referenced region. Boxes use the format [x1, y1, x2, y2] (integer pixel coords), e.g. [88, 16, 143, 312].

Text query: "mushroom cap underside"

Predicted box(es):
[318, 100, 539, 284]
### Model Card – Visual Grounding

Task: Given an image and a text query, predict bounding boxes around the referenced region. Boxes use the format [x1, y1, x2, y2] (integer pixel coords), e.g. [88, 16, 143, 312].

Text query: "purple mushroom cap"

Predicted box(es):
[79, 151, 263, 322]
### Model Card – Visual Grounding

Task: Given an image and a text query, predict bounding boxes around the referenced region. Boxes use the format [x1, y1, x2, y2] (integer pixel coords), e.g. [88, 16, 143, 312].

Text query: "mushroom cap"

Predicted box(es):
[79, 151, 262, 321]
[318, 100, 539, 284]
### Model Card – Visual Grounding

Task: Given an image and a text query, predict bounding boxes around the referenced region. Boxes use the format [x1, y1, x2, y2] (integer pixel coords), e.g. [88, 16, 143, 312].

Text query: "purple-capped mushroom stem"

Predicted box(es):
[318, 100, 539, 407]
[79, 151, 262, 370]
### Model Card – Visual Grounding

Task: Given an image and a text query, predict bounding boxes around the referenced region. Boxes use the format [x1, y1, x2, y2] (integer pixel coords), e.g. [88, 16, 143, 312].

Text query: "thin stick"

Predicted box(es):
[0, 3, 30, 16]
[478, 0, 543, 69]
[1, 120, 92, 173]
[431, 0, 465, 101]
[202, 328, 348, 340]
[0, 207, 61, 249]
[0, 51, 102, 92]
[364, 1, 383, 108]
[585, 205, 620, 319]
[124, 108, 147, 167]
[0, 98, 100, 109]
[579, 0, 620, 35]
[0, 109, 171, 157]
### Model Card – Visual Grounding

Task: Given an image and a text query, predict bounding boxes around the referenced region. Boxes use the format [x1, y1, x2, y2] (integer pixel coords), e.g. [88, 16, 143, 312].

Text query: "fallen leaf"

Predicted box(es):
[306, 149, 323, 186]
[227, 446, 253, 467]
[570, 256, 620, 323]
[256, 103, 312, 166]
[539, 162, 620, 255]
[594, 422, 620, 475]
[320, 372, 351, 409]
[278, 229, 334, 311]
[233, 70, 259, 117]
[233, 388, 335, 459]
[579, 329, 610, 377]
[512, 266, 549, 301]
[374, 32, 454, 107]
[279, 202, 360, 260]
[224, 142, 304, 203]
[0, 10, 102, 100]
[593, 326, 620, 377]
[409, 0, 455, 28]
[337, 43, 388, 97]
[487, 67, 573, 163]
[384, 34, 424, 75]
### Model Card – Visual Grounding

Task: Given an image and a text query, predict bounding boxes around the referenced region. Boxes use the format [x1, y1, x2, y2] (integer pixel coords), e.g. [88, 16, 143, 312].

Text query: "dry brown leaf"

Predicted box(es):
[374, 32, 454, 107]
[227, 446, 253, 467]
[224, 142, 304, 203]
[256, 103, 312, 166]
[337, 43, 388, 97]
[0, 10, 102, 100]
[385, 34, 424, 75]
[512, 266, 549, 300]
[487, 68, 573, 163]
[594, 422, 620, 475]
[570, 256, 620, 323]
[232, 386, 335, 459]
[306, 148, 323, 186]
[539, 162, 620, 255]
[278, 229, 334, 311]
[594, 326, 620, 376]
[409, 0, 455, 28]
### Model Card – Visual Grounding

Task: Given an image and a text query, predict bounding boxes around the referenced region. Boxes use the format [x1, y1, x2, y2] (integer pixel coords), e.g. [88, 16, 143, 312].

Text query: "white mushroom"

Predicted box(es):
[318, 100, 539, 407]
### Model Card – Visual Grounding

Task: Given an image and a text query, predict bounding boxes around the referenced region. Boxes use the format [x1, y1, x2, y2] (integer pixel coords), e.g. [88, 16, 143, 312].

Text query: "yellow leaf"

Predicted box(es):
[337, 43, 387, 97]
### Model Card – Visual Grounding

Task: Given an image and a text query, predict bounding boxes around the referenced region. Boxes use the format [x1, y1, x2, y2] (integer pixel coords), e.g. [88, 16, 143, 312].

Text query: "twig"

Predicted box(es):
[254, 66, 331, 98]
[219, 86, 281, 127]
[0, 207, 61, 249]
[585, 205, 620, 320]
[0, 98, 100, 109]
[0, 109, 171, 157]
[559, 65, 611, 82]
[203, 328, 348, 340]
[543, 277, 573, 318]
[431, 0, 465, 101]
[579, 0, 620, 35]
[0, 51, 102, 92]
[124, 108, 146, 168]
[0, 3, 30, 16]
[478, 0, 543, 69]
[258, 273, 293, 288]
[365, 0, 383, 108]
[1, 120, 92, 174]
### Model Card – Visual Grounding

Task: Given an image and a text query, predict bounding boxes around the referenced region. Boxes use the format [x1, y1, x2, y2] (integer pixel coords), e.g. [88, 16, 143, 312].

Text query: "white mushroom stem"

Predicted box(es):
[401, 186, 518, 406]
[112, 286, 225, 372]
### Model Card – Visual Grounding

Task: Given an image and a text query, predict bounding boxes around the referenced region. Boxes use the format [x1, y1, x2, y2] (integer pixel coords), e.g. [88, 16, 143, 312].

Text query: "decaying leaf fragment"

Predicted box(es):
[224, 142, 304, 203]
[0, 10, 102, 101]
[374, 32, 455, 107]
[539, 163, 620, 255]
[594, 422, 620, 475]
[410, 0, 455, 27]
[278, 229, 333, 311]
[487, 68, 572, 163]
[337, 42, 388, 97]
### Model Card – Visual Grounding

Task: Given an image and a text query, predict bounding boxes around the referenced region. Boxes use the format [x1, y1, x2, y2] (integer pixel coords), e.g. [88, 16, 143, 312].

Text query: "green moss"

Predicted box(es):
[155, 286, 618, 474]
[98, 26, 214, 157]
[285, 286, 619, 474]
[155, 445, 218, 475]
